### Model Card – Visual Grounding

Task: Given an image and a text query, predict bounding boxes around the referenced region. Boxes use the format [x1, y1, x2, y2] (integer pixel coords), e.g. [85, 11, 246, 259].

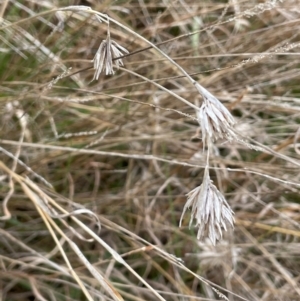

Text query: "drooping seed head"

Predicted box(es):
[180, 167, 235, 245]
[92, 37, 129, 80]
[195, 83, 237, 147]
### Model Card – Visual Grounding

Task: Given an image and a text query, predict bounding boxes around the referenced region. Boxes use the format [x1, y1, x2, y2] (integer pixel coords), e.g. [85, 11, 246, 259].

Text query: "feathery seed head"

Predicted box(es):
[180, 167, 235, 245]
[92, 36, 129, 80]
[195, 83, 237, 147]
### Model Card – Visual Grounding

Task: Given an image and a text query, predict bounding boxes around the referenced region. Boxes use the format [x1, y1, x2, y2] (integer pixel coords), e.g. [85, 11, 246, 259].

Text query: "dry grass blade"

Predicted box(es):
[0, 161, 122, 301]
[1, 1, 300, 301]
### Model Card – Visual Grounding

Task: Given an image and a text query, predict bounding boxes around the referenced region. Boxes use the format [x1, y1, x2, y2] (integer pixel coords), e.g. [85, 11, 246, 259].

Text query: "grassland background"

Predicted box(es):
[1, 0, 300, 300]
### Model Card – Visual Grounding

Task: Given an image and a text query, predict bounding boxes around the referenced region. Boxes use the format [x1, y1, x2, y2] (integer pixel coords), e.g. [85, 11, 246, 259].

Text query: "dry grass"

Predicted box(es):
[1, 0, 300, 300]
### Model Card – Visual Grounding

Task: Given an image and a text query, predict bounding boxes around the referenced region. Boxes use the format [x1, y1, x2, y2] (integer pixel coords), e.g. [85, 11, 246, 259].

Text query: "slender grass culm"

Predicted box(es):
[1, 1, 300, 301]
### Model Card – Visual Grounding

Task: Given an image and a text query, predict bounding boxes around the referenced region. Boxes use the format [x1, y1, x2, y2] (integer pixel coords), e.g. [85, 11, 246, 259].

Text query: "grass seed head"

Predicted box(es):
[180, 167, 235, 245]
[195, 84, 236, 147]
[92, 37, 129, 80]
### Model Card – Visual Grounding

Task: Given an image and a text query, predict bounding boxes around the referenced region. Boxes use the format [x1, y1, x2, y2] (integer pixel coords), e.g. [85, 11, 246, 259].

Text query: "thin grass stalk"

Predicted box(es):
[19, 182, 95, 301]
[1, 140, 300, 188]
[3, 175, 167, 301]
[36, 201, 123, 301]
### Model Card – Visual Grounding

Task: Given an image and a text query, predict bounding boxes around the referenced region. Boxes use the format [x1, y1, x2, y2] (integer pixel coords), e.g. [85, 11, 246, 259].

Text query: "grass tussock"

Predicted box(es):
[1, 0, 300, 300]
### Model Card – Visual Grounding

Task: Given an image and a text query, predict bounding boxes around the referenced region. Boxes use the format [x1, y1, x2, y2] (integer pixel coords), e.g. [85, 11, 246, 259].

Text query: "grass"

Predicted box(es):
[1, 0, 300, 300]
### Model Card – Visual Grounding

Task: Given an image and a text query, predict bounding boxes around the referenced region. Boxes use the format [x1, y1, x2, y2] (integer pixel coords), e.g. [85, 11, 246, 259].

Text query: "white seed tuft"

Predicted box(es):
[195, 83, 237, 147]
[92, 36, 129, 80]
[180, 167, 235, 245]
